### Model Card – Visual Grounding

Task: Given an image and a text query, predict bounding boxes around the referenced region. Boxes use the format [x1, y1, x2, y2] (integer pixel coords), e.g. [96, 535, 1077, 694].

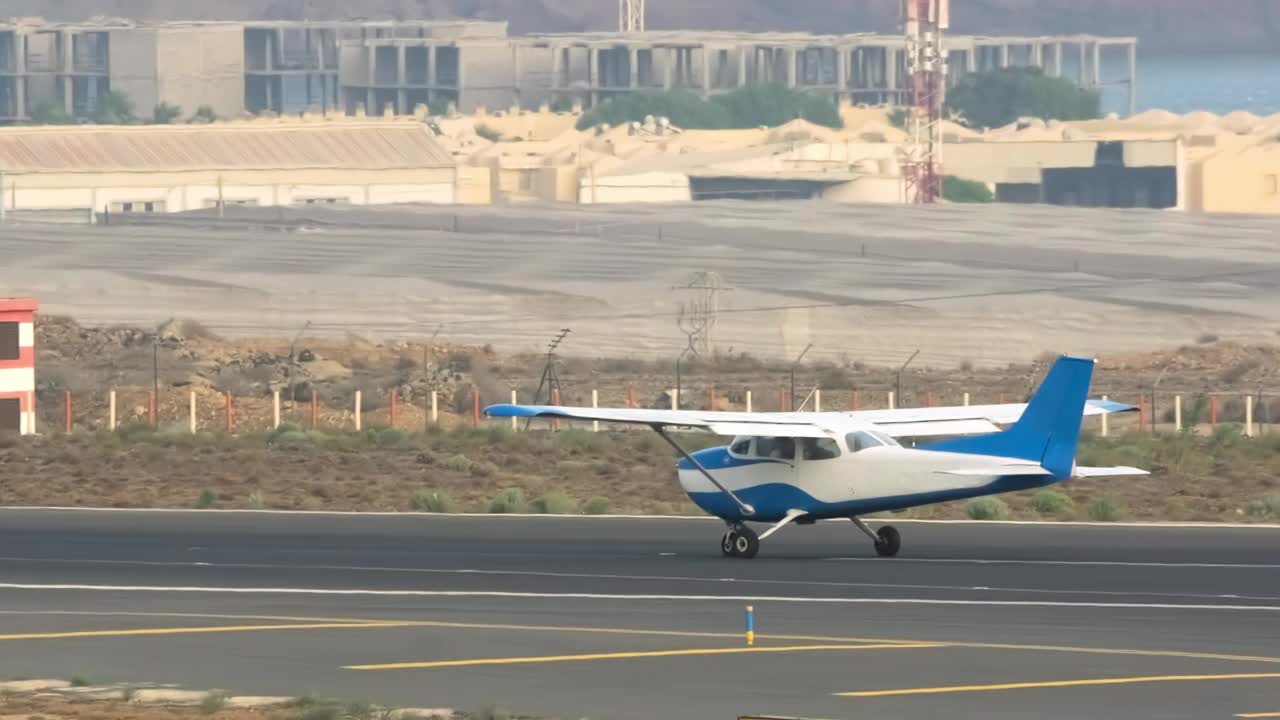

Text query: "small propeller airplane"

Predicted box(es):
[485, 355, 1147, 559]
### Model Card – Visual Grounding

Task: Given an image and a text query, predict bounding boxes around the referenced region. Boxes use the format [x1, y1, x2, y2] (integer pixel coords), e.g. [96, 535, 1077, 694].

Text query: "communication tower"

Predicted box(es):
[902, 0, 949, 204]
[620, 0, 645, 32]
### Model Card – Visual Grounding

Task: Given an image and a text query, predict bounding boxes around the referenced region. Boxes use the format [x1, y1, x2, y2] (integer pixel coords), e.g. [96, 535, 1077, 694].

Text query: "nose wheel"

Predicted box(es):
[852, 517, 901, 557]
[720, 524, 760, 559]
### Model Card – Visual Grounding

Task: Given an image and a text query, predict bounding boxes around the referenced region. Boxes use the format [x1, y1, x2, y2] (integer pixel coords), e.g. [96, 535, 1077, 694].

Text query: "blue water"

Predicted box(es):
[1102, 53, 1280, 116]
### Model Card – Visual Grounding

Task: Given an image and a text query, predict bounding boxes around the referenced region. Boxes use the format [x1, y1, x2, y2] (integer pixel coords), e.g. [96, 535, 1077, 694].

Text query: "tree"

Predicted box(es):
[188, 105, 219, 124]
[152, 102, 182, 124]
[576, 84, 842, 131]
[29, 99, 74, 125]
[92, 90, 136, 124]
[942, 176, 994, 203]
[946, 67, 1101, 130]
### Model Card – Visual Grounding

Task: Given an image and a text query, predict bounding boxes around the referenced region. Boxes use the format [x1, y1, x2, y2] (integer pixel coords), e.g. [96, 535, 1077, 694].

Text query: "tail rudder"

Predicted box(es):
[925, 355, 1095, 478]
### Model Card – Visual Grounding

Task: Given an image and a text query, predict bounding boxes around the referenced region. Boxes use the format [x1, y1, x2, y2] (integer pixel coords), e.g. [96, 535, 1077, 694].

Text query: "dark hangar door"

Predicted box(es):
[0, 398, 19, 433]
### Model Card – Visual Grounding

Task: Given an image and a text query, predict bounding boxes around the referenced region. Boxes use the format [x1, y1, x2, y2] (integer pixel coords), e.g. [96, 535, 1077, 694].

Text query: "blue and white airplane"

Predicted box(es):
[485, 355, 1146, 559]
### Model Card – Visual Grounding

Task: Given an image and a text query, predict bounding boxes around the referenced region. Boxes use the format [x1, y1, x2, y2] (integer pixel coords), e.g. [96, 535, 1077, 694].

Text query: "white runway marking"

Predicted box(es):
[1, 583, 1278, 613]
[826, 557, 1280, 570]
[0, 556, 1275, 603]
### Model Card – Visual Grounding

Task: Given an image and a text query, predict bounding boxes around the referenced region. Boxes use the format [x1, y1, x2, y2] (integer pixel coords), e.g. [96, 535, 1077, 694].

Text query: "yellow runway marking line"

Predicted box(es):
[838, 673, 1280, 698]
[346, 642, 942, 671]
[0, 622, 414, 641]
[1236, 713, 1280, 718]
[8, 611, 1280, 667]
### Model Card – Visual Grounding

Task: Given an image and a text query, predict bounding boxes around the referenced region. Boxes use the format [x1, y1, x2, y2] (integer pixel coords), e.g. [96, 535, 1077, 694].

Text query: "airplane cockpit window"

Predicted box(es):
[729, 437, 751, 455]
[845, 431, 887, 453]
[754, 436, 795, 461]
[801, 437, 841, 460]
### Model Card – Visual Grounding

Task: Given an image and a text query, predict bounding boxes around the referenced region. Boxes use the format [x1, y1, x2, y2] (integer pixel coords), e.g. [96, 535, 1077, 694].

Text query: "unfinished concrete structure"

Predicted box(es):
[522, 31, 1138, 115]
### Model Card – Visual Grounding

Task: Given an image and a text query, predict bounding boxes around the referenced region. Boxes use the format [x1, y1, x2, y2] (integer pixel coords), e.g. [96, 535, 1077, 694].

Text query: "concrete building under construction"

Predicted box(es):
[0, 18, 1138, 123]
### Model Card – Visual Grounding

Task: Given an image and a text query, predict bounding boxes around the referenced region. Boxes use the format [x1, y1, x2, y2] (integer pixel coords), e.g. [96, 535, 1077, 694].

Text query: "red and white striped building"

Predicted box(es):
[0, 298, 37, 435]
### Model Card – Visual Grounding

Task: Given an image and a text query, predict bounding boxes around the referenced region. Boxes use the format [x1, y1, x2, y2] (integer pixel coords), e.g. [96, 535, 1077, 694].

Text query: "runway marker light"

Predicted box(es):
[745, 605, 754, 646]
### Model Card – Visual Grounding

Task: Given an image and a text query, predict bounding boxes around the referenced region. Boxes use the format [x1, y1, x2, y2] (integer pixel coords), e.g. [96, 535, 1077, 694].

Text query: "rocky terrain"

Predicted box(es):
[12, 0, 1279, 53]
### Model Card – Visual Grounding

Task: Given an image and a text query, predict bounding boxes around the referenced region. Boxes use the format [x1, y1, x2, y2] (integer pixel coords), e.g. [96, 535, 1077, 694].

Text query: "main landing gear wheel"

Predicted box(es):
[721, 524, 760, 559]
[852, 517, 902, 558]
[873, 525, 901, 557]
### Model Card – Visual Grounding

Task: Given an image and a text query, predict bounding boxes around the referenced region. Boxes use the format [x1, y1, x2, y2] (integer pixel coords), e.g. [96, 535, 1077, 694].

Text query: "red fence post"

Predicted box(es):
[1138, 396, 1147, 432]
[148, 390, 157, 426]
[626, 387, 636, 408]
[708, 386, 716, 411]
[472, 386, 480, 427]
[1210, 396, 1218, 428]
[65, 391, 72, 433]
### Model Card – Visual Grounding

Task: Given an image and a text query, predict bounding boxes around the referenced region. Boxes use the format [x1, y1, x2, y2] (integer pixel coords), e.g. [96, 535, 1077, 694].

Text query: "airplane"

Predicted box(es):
[484, 355, 1147, 559]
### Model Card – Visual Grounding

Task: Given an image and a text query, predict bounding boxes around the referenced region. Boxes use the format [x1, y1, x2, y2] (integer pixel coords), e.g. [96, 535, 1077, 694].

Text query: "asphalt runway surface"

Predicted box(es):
[0, 509, 1278, 719]
[5, 202, 1280, 366]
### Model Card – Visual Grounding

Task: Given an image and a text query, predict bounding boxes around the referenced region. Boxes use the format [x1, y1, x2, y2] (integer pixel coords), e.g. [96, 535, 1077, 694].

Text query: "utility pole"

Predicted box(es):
[674, 271, 730, 357]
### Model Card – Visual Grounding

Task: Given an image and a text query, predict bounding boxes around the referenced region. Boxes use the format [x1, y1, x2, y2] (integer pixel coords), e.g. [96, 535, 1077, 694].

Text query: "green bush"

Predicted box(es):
[469, 460, 499, 478]
[246, 492, 265, 510]
[531, 491, 577, 515]
[1030, 489, 1075, 516]
[1087, 496, 1124, 522]
[947, 67, 1101, 129]
[943, 176, 994, 203]
[965, 496, 1010, 520]
[1246, 495, 1280, 519]
[412, 490, 455, 513]
[444, 454, 474, 473]
[576, 83, 841, 132]
[152, 102, 183, 124]
[195, 488, 218, 509]
[200, 691, 228, 714]
[583, 496, 612, 515]
[488, 488, 528, 514]
[366, 427, 408, 448]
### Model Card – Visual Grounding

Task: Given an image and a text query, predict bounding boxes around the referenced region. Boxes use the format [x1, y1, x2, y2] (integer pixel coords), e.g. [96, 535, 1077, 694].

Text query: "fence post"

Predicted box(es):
[926, 392, 935, 407]
[225, 391, 233, 433]
[472, 387, 480, 427]
[431, 390, 439, 425]
[1138, 396, 1147, 432]
[1246, 395, 1254, 438]
[1174, 395, 1182, 432]
[148, 390, 156, 426]
[963, 392, 970, 407]
[852, 390, 860, 410]
[64, 391, 72, 433]
[189, 391, 197, 434]
[511, 389, 518, 431]
[354, 390, 362, 431]
[592, 389, 600, 433]
[272, 390, 281, 430]
[814, 389, 822, 412]
[626, 387, 636, 408]
[888, 390, 896, 410]
[389, 390, 397, 428]
[1210, 396, 1218, 428]
[670, 388, 678, 411]
[1100, 394, 1109, 437]
[707, 386, 716, 412]
[551, 388, 561, 431]
[109, 390, 117, 431]
[746, 389, 753, 413]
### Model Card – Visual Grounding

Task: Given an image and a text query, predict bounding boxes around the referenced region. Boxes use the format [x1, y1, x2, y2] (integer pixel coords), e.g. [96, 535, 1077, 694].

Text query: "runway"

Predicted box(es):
[0, 509, 1277, 719]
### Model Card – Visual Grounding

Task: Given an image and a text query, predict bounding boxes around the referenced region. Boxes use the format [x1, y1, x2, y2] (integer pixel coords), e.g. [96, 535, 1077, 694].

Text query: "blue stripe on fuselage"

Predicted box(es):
[685, 475, 1058, 523]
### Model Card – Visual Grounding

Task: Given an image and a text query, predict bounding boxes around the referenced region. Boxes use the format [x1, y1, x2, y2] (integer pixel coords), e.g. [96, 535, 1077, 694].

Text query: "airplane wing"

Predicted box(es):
[852, 399, 1135, 438]
[484, 404, 838, 436]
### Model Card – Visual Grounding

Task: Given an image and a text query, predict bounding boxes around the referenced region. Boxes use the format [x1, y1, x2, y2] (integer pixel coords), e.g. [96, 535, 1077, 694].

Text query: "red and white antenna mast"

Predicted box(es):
[903, 0, 948, 204]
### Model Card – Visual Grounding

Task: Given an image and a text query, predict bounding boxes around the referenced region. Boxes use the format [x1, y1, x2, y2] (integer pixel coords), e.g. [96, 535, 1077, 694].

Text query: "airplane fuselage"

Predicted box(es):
[678, 441, 1059, 523]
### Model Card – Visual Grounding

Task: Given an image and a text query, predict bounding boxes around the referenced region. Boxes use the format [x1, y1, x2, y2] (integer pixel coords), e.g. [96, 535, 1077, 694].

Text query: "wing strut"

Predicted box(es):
[652, 425, 756, 517]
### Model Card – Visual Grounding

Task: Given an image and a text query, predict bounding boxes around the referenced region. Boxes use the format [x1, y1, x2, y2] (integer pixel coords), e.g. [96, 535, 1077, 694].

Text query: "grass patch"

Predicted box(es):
[583, 496, 612, 515]
[195, 488, 218, 509]
[1030, 489, 1075, 516]
[1087, 495, 1125, 522]
[69, 675, 91, 687]
[200, 690, 228, 714]
[411, 489, 456, 513]
[964, 496, 1009, 520]
[488, 488, 528, 514]
[444, 454, 474, 473]
[1246, 494, 1280, 519]
[246, 492, 265, 510]
[530, 491, 577, 514]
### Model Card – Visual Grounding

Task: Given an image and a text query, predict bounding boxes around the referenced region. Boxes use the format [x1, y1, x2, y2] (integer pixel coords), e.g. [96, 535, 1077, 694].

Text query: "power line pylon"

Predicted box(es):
[674, 271, 730, 357]
[525, 329, 570, 430]
[902, 0, 949, 204]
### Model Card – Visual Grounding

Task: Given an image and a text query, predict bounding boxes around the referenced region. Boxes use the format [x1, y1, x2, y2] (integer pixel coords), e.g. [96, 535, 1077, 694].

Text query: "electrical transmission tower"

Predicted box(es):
[674, 271, 730, 357]
[620, 0, 645, 32]
[525, 329, 570, 430]
[902, 0, 949, 204]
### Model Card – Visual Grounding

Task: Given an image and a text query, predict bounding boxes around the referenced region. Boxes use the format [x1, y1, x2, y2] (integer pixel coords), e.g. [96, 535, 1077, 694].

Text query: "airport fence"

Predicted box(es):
[27, 385, 1280, 440]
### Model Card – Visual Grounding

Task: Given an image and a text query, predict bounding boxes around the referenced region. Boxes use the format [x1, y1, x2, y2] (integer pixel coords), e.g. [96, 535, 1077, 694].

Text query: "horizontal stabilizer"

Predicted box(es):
[1073, 466, 1150, 478]
[936, 465, 1053, 477]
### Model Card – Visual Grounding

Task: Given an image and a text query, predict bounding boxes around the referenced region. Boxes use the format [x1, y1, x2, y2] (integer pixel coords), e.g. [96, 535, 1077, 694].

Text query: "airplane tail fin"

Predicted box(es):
[925, 356, 1094, 479]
